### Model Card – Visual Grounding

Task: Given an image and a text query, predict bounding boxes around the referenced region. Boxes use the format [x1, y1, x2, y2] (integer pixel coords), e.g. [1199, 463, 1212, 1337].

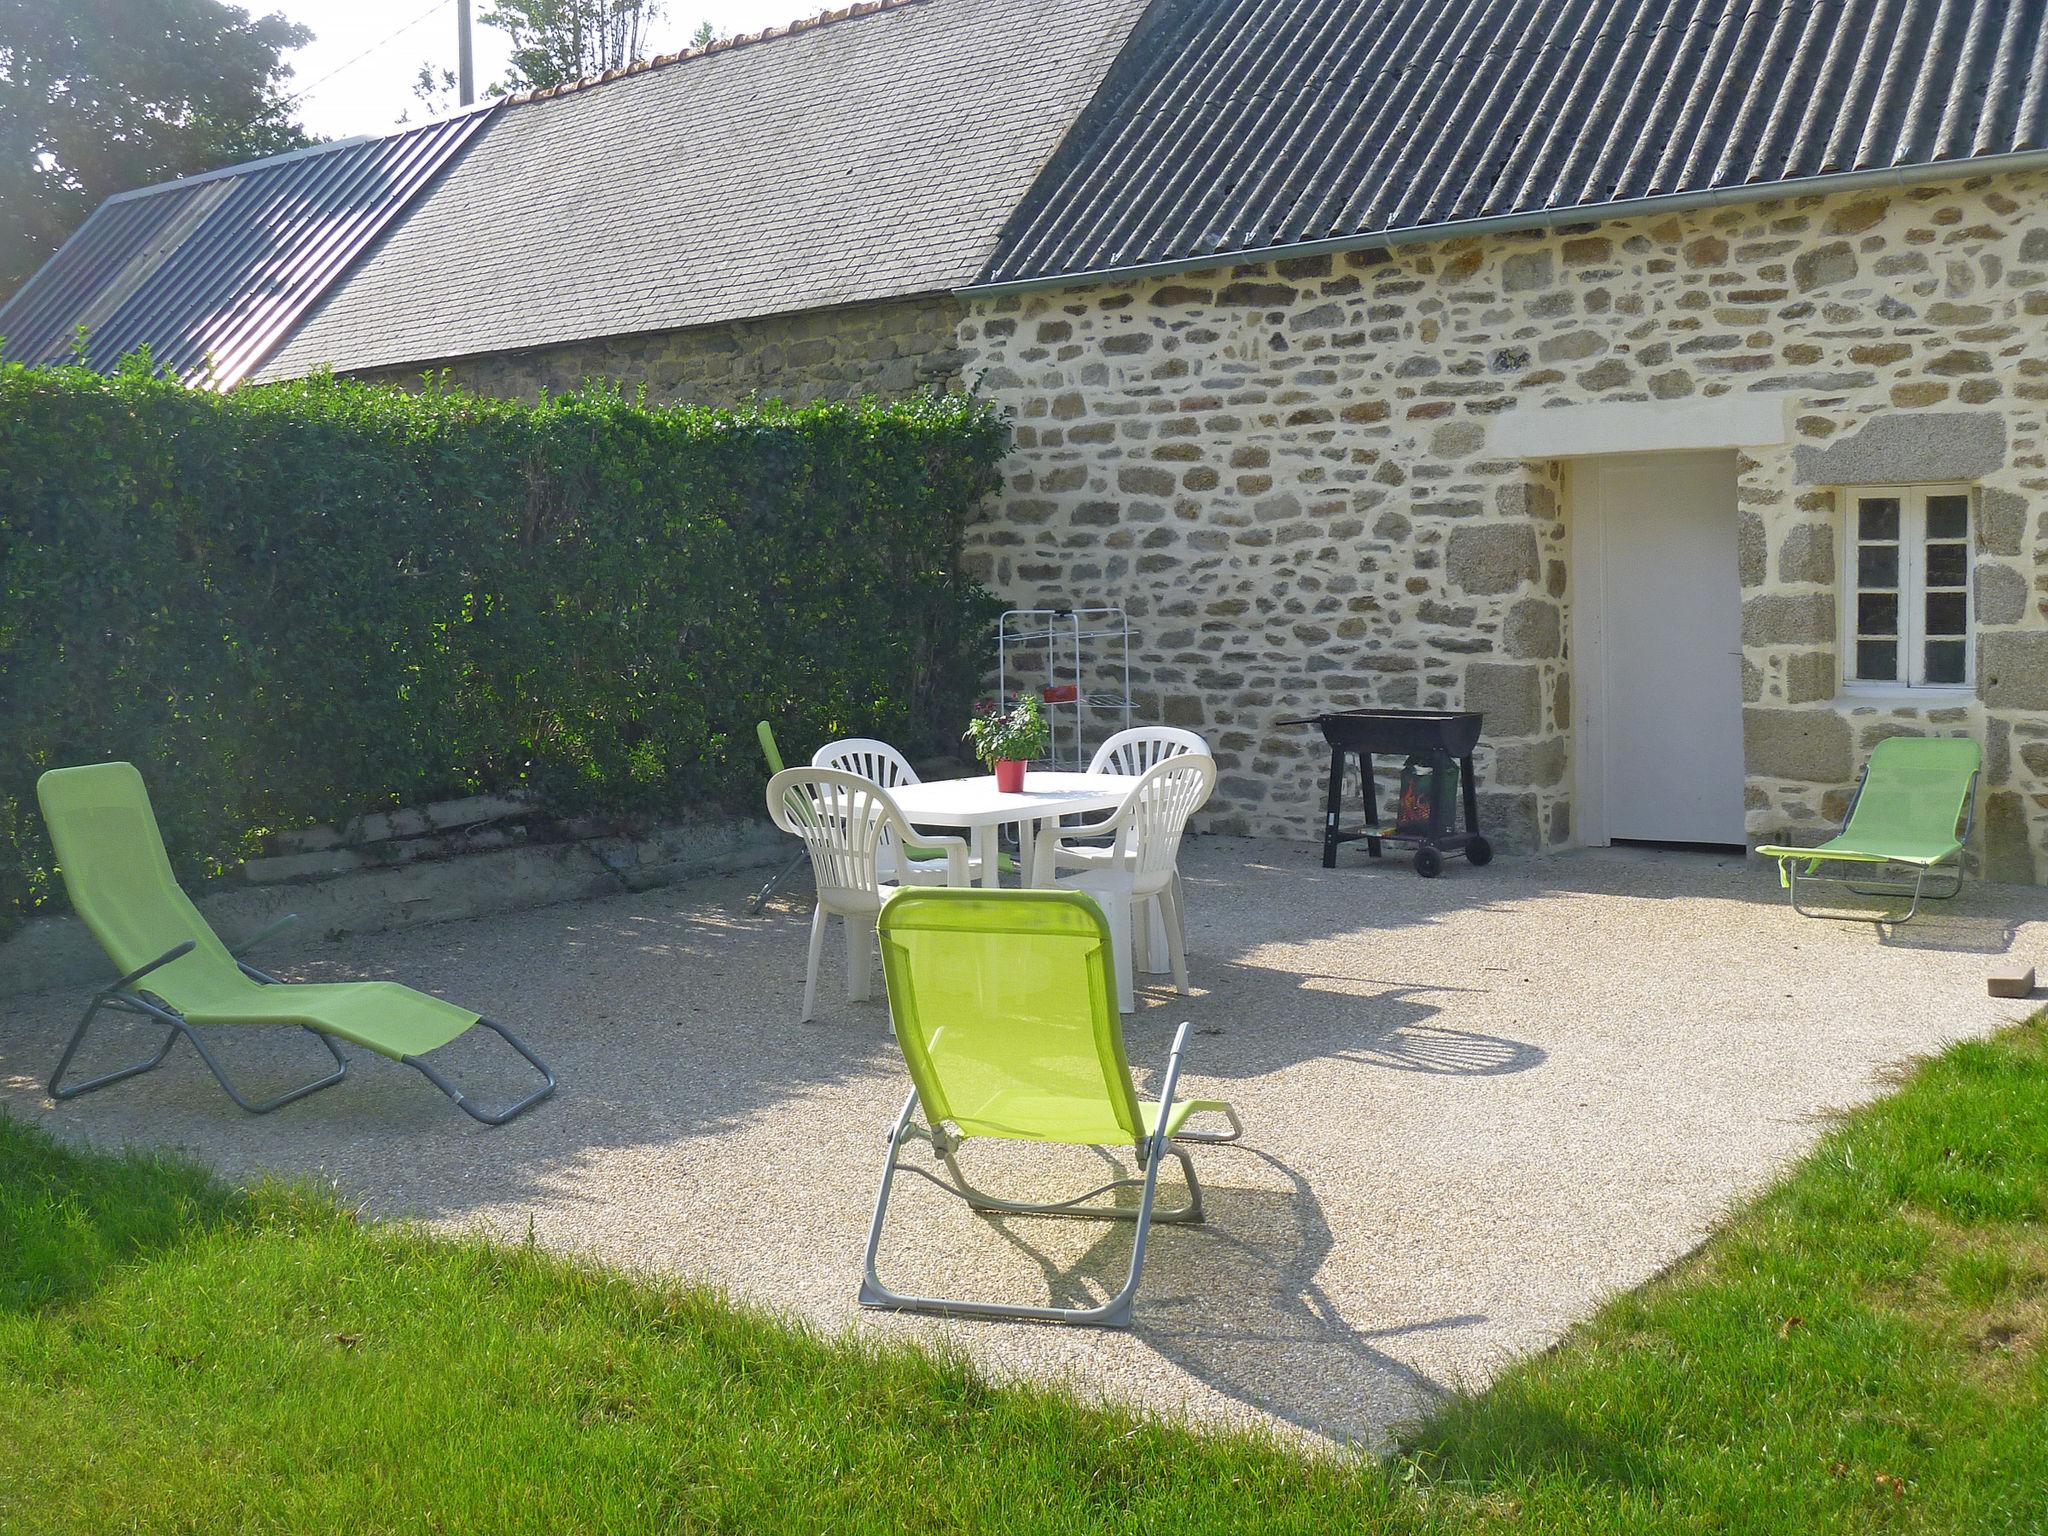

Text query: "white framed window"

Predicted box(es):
[1840, 485, 1973, 690]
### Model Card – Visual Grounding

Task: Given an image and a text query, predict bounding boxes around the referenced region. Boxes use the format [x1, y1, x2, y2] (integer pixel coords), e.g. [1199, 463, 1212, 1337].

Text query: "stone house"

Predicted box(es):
[949, 0, 2048, 879]
[10, 0, 2048, 877]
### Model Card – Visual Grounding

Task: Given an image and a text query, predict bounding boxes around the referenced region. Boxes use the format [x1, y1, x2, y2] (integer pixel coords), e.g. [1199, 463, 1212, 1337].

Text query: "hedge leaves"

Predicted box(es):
[0, 361, 1006, 931]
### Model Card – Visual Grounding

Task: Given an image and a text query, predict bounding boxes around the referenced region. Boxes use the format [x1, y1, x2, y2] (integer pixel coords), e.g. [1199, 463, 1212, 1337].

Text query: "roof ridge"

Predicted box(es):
[498, 0, 930, 106]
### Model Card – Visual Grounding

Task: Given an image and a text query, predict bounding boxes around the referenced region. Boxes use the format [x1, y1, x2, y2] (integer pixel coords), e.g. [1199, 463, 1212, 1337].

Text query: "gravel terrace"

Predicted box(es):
[4, 839, 2041, 1450]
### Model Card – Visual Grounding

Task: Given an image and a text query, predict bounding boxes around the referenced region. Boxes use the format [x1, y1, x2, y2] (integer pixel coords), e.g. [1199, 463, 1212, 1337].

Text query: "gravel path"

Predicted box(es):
[4, 839, 2041, 1449]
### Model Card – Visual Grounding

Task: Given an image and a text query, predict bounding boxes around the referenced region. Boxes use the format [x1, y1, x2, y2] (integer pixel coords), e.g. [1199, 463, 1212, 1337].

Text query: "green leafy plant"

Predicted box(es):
[963, 694, 1050, 766]
[0, 361, 1009, 934]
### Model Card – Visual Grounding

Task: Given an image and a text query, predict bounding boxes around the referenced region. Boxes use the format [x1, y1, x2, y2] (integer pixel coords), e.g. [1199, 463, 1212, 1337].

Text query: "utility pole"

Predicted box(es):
[456, 0, 475, 105]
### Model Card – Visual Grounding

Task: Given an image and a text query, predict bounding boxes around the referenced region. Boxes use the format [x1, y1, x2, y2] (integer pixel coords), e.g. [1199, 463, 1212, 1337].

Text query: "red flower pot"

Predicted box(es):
[993, 758, 1027, 793]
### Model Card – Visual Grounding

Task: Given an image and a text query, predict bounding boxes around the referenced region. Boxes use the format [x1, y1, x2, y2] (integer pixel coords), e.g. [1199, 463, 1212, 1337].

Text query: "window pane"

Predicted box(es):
[1924, 640, 1966, 685]
[1858, 497, 1900, 540]
[1926, 591, 1967, 635]
[1926, 494, 1969, 540]
[1857, 639, 1899, 680]
[1925, 541, 1967, 589]
[1858, 544, 1899, 587]
[1858, 591, 1898, 635]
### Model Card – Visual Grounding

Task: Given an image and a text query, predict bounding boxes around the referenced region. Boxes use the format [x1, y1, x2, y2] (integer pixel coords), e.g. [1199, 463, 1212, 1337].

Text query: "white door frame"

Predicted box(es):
[1568, 452, 1747, 847]
[1568, 459, 1612, 846]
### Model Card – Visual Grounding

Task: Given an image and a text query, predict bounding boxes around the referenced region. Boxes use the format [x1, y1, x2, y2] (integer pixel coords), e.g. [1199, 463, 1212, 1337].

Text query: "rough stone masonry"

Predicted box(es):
[956, 171, 2048, 880]
[355, 294, 969, 407]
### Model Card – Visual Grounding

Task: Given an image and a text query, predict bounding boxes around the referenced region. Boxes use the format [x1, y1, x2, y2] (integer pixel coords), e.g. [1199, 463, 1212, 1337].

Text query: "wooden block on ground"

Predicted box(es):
[1987, 963, 2035, 999]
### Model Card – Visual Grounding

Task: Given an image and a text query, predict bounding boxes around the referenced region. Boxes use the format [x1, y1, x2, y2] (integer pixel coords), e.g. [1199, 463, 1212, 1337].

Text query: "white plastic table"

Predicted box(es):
[888, 771, 1131, 889]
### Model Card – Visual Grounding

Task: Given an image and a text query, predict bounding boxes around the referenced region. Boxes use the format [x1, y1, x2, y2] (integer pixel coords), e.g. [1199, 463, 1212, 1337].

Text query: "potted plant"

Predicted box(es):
[964, 694, 1051, 792]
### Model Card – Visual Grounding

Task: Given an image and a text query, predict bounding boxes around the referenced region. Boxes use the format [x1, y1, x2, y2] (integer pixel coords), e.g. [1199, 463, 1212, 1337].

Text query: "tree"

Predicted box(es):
[482, 0, 666, 93]
[0, 0, 310, 303]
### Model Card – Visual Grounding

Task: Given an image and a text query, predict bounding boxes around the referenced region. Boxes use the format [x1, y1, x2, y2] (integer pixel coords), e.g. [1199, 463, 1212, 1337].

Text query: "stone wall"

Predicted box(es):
[958, 172, 2048, 877]
[352, 294, 968, 406]
[0, 796, 786, 995]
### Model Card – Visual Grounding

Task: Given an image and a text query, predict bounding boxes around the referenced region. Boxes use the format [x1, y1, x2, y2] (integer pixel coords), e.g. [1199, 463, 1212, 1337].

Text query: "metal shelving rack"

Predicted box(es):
[996, 607, 1133, 770]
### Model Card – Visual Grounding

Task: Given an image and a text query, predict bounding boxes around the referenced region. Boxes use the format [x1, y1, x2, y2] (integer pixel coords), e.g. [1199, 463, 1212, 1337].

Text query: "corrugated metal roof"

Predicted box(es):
[0, 110, 491, 388]
[978, 0, 2048, 288]
[255, 0, 1153, 381]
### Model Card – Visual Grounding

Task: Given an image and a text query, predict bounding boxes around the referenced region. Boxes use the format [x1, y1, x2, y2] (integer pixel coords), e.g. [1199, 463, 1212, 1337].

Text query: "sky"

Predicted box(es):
[265, 1, 812, 141]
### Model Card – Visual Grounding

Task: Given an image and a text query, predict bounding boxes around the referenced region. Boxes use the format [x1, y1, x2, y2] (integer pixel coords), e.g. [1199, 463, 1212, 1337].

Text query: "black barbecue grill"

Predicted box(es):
[1281, 708, 1491, 877]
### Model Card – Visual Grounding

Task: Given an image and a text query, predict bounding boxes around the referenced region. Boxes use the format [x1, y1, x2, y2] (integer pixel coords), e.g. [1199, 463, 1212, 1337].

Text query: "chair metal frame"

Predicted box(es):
[1783, 762, 1980, 924]
[48, 914, 556, 1124]
[859, 1019, 1243, 1328]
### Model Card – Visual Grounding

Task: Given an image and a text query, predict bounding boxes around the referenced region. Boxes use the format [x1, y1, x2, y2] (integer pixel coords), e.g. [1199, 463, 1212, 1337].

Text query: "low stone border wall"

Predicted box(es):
[1, 795, 787, 996]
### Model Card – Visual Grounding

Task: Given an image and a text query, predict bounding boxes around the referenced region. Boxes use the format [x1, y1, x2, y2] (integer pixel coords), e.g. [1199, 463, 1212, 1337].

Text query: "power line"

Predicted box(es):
[281, 0, 460, 110]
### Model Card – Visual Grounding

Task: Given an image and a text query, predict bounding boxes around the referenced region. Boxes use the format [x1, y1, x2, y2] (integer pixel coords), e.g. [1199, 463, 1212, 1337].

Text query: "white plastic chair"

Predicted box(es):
[1063, 727, 1211, 965]
[767, 767, 969, 1021]
[1086, 726, 1209, 777]
[812, 737, 919, 789]
[1032, 754, 1215, 1013]
[812, 736, 1000, 884]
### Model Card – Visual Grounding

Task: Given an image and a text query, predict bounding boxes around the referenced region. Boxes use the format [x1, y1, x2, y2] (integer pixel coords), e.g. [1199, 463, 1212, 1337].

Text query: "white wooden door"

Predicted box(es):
[1575, 452, 1747, 845]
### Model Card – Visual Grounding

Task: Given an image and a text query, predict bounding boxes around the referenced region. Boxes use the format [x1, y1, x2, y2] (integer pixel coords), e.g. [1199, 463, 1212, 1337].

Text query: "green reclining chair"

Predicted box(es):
[1755, 736, 1982, 923]
[861, 886, 1241, 1327]
[38, 762, 555, 1124]
[746, 722, 813, 914]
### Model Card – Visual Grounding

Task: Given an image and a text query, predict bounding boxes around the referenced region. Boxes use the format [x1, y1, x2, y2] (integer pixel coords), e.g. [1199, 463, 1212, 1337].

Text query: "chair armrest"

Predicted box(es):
[231, 913, 298, 958]
[105, 940, 197, 994]
[1033, 802, 1132, 885]
[905, 829, 972, 886]
[1145, 1021, 1193, 1168]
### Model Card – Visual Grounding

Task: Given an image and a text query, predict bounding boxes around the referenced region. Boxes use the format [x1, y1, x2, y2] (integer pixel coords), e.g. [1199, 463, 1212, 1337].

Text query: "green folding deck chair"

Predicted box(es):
[38, 762, 555, 1124]
[1755, 736, 1982, 923]
[747, 721, 812, 914]
[860, 886, 1242, 1327]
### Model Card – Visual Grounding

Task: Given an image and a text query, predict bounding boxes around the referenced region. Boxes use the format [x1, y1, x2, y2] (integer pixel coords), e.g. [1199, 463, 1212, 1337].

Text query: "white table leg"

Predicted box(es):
[973, 824, 996, 888]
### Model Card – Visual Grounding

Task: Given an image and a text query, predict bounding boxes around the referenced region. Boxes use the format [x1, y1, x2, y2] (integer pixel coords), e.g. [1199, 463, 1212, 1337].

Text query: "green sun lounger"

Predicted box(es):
[860, 886, 1241, 1327]
[1754, 736, 1982, 923]
[38, 762, 555, 1124]
[747, 721, 812, 913]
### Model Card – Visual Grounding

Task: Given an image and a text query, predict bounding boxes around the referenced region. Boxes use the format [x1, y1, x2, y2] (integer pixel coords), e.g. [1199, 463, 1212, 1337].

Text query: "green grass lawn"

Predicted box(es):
[5, 1017, 2048, 1534]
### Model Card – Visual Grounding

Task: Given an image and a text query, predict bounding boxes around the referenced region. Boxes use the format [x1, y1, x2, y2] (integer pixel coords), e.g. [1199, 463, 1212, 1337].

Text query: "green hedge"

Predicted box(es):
[0, 360, 1007, 931]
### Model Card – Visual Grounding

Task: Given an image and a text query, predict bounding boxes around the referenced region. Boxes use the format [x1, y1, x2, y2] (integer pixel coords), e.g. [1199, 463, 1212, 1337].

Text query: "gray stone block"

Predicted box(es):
[1792, 411, 2007, 485]
[1743, 707, 1852, 782]
[1783, 650, 1837, 705]
[1982, 790, 2036, 884]
[269, 825, 342, 855]
[1502, 598, 1562, 659]
[1464, 662, 1544, 737]
[1446, 523, 1539, 596]
[1475, 790, 1541, 851]
[1741, 593, 1836, 647]
[1792, 240, 1857, 292]
[1975, 562, 2028, 627]
[1492, 737, 1566, 787]
[1979, 630, 2048, 712]
[1777, 523, 1834, 584]
[1979, 488, 2026, 557]
[1500, 252, 1553, 292]
[1737, 512, 1766, 587]
[244, 849, 365, 884]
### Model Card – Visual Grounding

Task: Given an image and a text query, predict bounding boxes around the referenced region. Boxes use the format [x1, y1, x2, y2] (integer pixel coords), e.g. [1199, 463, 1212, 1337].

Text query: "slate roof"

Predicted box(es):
[256, 0, 1155, 380]
[977, 0, 2048, 289]
[0, 112, 489, 387]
